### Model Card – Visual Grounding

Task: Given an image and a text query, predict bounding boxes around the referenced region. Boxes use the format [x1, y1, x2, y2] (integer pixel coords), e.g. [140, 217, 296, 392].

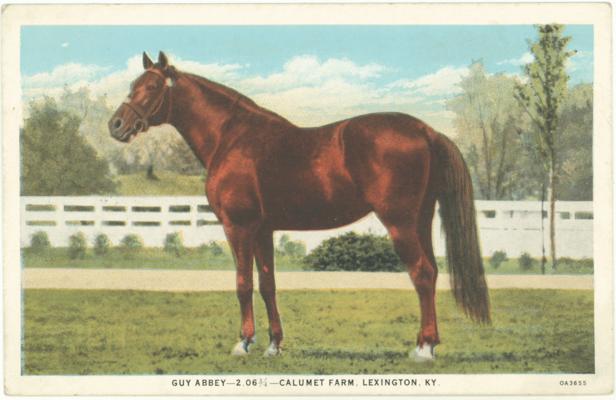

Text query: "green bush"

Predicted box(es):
[120, 234, 143, 258]
[164, 232, 184, 257]
[30, 231, 51, 253]
[490, 250, 508, 269]
[303, 232, 403, 272]
[93, 234, 111, 256]
[518, 252, 536, 271]
[68, 232, 87, 260]
[557, 257, 594, 273]
[276, 234, 306, 259]
[200, 241, 224, 256]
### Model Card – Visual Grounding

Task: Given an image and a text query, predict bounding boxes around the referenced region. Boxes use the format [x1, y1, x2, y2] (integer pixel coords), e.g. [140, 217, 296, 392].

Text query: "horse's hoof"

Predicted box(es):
[409, 344, 435, 362]
[263, 342, 281, 357]
[231, 340, 252, 356]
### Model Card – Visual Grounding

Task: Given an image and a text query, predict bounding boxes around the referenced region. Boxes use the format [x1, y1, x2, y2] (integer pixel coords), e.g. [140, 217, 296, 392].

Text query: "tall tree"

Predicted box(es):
[21, 98, 117, 195]
[447, 62, 527, 200]
[515, 24, 576, 269]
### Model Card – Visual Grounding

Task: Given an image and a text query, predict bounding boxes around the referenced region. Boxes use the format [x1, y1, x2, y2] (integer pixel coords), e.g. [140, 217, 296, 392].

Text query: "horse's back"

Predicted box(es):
[340, 113, 437, 215]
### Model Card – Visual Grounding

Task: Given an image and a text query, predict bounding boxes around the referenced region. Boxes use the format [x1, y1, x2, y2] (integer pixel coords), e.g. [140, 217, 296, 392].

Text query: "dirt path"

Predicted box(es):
[23, 268, 593, 291]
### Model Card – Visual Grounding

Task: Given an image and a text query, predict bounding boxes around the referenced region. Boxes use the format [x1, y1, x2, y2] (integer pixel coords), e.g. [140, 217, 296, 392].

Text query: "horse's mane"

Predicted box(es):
[183, 72, 292, 125]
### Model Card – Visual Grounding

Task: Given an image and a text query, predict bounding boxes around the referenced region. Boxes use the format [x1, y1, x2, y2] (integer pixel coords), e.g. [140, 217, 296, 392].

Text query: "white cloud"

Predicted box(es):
[23, 63, 108, 90]
[22, 54, 463, 130]
[61, 42, 69, 48]
[239, 55, 387, 95]
[389, 66, 469, 97]
[497, 52, 534, 66]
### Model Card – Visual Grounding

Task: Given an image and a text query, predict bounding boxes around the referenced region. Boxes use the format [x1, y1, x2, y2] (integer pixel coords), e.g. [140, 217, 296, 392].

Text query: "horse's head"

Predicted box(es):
[109, 51, 176, 142]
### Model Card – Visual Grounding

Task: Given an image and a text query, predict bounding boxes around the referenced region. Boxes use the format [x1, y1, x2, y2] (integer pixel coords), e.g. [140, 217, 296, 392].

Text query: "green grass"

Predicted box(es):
[116, 172, 204, 196]
[22, 247, 305, 271]
[22, 248, 591, 274]
[23, 289, 593, 375]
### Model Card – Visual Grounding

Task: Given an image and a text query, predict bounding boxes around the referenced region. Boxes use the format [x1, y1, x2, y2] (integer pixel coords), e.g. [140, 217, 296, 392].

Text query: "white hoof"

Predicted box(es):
[410, 343, 435, 362]
[263, 342, 281, 357]
[231, 340, 252, 356]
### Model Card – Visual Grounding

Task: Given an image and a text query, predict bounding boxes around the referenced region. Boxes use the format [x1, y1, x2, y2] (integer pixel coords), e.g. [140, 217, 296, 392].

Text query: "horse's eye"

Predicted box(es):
[146, 84, 158, 91]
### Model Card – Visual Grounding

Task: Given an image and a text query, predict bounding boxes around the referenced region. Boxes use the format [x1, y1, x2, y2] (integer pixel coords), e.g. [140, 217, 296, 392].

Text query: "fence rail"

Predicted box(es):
[21, 197, 593, 258]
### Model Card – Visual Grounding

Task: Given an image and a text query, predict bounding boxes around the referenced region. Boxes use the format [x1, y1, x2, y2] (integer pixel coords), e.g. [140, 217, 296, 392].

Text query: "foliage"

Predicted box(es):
[68, 232, 87, 260]
[200, 241, 225, 257]
[518, 252, 536, 271]
[24, 289, 594, 374]
[21, 98, 117, 195]
[276, 234, 307, 259]
[515, 24, 576, 269]
[303, 232, 403, 272]
[120, 234, 144, 258]
[30, 231, 51, 253]
[447, 62, 528, 200]
[556, 84, 593, 200]
[164, 232, 185, 257]
[557, 257, 593, 274]
[489, 251, 508, 269]
[93, 234, 111, 256]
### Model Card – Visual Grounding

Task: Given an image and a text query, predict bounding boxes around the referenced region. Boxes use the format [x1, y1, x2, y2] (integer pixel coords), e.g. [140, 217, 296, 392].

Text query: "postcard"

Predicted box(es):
[2, 2, 612, 396]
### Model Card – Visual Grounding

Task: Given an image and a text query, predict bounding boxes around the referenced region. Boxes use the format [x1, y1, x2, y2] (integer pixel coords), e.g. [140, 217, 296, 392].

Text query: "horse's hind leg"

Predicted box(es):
[378, 213, 439, 362]
[254, 228, 283, 356]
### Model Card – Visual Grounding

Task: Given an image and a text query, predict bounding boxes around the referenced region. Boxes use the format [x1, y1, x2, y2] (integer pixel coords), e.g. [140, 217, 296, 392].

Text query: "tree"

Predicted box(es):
[515, 24, 576, 270]
[447, 62, 528, 200]
[21, 97, 117, 195]
[556, 83, 593, 200]
[58, 86, 203, 178]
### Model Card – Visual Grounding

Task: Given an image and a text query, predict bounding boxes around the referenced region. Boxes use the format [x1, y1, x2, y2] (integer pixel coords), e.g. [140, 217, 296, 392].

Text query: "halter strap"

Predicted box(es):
[122, 69, 173, 130]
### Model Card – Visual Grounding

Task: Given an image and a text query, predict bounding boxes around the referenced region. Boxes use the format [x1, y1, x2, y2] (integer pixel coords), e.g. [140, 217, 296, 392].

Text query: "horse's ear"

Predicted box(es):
[143, 52, 154, 69]
[158, 51, 169, 69]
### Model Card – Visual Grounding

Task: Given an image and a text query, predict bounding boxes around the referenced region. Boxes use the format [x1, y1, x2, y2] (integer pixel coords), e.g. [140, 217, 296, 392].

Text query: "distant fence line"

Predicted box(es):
[21, 196, 593, 259]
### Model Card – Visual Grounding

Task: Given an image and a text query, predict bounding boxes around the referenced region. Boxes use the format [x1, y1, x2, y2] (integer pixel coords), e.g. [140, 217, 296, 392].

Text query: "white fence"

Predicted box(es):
[21, 196, 593, 258]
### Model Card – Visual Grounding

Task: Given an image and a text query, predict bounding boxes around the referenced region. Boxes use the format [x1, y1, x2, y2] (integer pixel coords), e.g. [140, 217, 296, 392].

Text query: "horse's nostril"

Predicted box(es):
[113, 118, 123, 130]
[134, 120, 144, 132]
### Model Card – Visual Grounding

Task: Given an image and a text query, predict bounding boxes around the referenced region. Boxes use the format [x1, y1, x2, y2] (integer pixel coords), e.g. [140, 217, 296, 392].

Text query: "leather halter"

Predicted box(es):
[122, 68, 173, 131]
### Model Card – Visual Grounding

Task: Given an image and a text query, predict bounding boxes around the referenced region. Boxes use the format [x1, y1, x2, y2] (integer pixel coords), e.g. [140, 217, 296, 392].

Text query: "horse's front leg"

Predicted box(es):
[254, 228, 283, 357]
[224, 224, 257, 356]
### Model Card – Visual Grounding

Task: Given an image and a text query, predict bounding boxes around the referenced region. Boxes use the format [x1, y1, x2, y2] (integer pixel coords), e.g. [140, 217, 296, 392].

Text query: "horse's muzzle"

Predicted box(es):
[108, 113, 145, 142]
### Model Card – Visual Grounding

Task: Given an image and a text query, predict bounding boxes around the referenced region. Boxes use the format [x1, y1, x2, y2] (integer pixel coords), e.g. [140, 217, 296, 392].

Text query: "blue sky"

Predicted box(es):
[21, 25, 593, 132]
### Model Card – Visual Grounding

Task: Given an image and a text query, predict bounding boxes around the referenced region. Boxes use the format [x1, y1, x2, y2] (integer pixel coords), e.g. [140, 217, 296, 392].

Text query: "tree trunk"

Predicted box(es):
[146, 164, 159, 181]
[548, 160, 557, 270]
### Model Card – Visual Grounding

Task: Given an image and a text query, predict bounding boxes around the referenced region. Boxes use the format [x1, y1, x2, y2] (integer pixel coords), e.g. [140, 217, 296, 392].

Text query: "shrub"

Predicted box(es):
[518, 252, 536, 271]
[30, 231, 51, 253]
[490, 250, 508, 269]
[164, 232, 184, 257]
[120, 234, 143, 258]
[557, 257, 594, 273]
[93, 233, 111, 256]
[68, 232, 87, 260]
[303, 232, 403, 272]
[276, 234, 307, 259]
[200, 241, 224, 256]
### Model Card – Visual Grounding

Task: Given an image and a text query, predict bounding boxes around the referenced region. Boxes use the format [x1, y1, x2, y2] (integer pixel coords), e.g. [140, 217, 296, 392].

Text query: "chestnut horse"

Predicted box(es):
[109, 52, 490, 361]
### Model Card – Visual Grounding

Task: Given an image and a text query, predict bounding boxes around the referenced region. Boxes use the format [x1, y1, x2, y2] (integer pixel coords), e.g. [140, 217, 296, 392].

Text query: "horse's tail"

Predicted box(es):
[433, 132, 490, 324]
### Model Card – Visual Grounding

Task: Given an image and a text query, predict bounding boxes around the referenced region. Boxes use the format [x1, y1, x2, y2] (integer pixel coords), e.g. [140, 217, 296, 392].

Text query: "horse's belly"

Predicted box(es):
[266, 182, 371, 230]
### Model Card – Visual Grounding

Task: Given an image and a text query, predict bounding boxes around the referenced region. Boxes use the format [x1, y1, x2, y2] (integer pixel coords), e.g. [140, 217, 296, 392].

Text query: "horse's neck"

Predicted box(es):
[169, 74, 291, 169]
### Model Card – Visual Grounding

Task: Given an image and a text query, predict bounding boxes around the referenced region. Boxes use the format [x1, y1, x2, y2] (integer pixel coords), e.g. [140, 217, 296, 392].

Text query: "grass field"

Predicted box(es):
[22, 247, 592, 275]
[115, 172, 204, 196]
[23, 288, 594, 375]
